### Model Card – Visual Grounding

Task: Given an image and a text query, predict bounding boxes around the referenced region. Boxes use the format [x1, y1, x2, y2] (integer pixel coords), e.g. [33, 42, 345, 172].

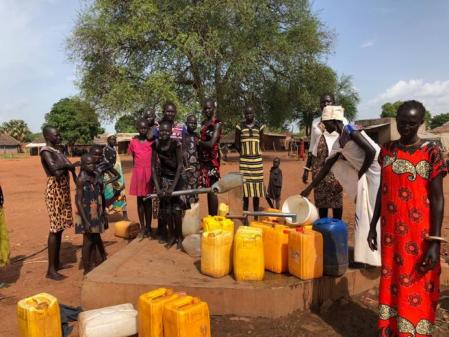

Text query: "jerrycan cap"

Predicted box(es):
[295, 227, 304, 233]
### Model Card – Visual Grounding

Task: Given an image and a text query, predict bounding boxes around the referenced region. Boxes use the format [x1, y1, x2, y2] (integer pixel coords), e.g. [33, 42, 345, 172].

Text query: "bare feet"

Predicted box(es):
[165, 237, 176, 249]
[57, 263, 73, 271]
[46, 270, 66, 281]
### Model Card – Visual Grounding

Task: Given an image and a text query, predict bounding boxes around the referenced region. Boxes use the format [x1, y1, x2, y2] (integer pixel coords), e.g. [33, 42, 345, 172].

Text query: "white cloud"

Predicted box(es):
[360, 40, 375, 48]
[360, 79, 449, 118]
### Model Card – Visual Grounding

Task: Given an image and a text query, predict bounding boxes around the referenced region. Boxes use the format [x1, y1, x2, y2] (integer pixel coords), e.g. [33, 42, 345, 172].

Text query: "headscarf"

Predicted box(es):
[321, 105, 345, 122]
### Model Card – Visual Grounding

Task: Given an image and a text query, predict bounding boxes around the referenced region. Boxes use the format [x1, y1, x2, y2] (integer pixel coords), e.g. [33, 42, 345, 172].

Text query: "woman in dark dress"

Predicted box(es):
[182, 114, 201, 206]
[198, 99, 222, 215]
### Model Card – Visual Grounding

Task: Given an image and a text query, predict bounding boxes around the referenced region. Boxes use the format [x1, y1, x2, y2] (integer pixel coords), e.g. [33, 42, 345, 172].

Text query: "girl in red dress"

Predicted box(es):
[368, 100, 446, 337]
[128, 119, 153, 237]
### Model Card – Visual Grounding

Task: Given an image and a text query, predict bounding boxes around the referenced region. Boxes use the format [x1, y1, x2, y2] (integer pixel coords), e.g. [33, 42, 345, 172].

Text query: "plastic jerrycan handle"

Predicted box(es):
[29, 297, 50, 311]
[144, 288, 172, 300]
[172, 296, 194, 310]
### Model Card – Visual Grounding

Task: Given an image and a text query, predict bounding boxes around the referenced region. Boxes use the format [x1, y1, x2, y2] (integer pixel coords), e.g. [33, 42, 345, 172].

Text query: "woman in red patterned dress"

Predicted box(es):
[198, 99, 222, 215]
[368, 100, 446, 337]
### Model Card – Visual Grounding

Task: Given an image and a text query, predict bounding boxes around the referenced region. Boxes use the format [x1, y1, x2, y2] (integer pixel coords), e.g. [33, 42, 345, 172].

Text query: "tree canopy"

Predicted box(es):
[44, 97, 104, 145]
[68, 0, 359, 133]
[0, 120, 32, 143]
[430, 113, 449, 130]
[380, 101, 403, 118]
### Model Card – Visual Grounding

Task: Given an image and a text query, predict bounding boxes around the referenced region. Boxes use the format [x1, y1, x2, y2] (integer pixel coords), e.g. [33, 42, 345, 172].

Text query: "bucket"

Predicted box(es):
[281, 195, 318, 226]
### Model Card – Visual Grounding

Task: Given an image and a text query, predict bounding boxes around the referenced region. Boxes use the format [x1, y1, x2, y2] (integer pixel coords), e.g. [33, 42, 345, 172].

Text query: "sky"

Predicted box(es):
[1, 0, 449, 132]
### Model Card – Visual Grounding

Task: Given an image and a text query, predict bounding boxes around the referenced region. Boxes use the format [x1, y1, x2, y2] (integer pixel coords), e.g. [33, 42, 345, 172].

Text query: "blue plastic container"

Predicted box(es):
[313, 218, 348, 276]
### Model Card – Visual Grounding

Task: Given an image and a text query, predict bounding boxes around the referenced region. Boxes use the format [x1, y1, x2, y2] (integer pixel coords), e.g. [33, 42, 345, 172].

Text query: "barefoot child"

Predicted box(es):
[368, 100, 446, 336]
[40, 126, 77, 280]
[266, 157, 282, 209]
[128, 119, 154, 237]
[152, 119, 184, 249]
[75, 154, 118, 273]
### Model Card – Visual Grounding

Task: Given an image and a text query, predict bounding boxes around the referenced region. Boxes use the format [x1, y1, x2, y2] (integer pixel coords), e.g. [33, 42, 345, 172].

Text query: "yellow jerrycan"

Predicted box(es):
[264, 227, 291, 273]
[163, 296, 211, 337]
[249, 221, 272, 235]
[259, 207, 286, 225]
[114, 220, 141, 239]
[288, 227, 323, 280]
[233, 227, 264, 281]
[17, 293, 62, 337]
[201, 230, 233, 278]
[202, 216, 234, 234]
[138, 288, 183, 337]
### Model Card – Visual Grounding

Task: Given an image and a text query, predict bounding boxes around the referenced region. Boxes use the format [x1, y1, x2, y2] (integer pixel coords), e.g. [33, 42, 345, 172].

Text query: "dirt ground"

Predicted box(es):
[1, 151, 449, 336]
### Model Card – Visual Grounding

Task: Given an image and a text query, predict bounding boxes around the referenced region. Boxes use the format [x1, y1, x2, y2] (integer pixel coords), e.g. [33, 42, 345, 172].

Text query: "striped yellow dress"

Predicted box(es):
[236, 121, 266, 198]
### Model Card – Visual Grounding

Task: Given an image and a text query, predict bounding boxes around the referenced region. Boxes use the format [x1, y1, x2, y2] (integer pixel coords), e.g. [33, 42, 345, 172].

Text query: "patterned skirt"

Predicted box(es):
[240, 156, 266, 198]
[311, 136, 343, 209]
[44, 175, 73, 233]
[104, 160, 127, 214]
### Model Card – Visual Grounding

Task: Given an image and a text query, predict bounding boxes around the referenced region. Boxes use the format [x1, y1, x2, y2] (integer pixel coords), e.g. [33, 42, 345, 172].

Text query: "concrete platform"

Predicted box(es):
[81, 237, 386, 318]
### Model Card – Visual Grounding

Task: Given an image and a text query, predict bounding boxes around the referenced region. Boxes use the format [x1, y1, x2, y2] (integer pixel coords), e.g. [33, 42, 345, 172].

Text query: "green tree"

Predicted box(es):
[380, 101, 403, 118]
[68, 0, 333, 128]
[430, 113, 449, 130]
[380, 101, 431, 126]
[335, 74, 359, 122]
[44, 97, 104, 145]
[115, 114, 138, 133]
[0, 119, 32, 142]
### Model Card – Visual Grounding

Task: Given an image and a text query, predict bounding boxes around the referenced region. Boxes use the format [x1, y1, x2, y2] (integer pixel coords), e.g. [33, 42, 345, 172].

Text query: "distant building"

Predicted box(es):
[0, 133, 21, 154]
[25, 135, 46, 156]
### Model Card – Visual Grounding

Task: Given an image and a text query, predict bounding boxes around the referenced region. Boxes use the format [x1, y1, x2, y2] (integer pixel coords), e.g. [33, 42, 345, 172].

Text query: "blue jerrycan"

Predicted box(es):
[313, 218, 348, 276]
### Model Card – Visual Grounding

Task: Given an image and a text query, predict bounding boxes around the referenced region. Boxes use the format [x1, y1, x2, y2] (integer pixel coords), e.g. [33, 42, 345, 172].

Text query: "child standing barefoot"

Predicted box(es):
[75, 154, 117, 273]
[152, 120, 184, 249]
[128, 119, 153, 237]
[266, 157, 282, 209]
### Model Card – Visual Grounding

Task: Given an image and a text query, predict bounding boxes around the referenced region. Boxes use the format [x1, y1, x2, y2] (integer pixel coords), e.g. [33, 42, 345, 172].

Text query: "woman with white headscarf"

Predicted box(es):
[301, 105, 381, 266]
[303, 94, 347, 219]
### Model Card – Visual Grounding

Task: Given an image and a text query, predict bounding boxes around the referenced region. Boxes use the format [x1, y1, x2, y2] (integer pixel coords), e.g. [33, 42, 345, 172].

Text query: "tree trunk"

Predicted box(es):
[214, 61, 224, 120]
[188, 57, 205, 104]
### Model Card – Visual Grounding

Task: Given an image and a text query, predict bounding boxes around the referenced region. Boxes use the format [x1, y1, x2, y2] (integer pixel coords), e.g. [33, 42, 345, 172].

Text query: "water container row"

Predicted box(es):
[17, 289, 211, 337]
[200, 215, 348, 281]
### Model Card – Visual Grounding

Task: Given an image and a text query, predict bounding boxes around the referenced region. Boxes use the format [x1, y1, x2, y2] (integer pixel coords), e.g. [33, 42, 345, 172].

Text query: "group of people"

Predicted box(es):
[126, 100, 223, 249]
[301, 95, 446, 337]
[38, 99, 225, 279]
[37, 93, 446, 336]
